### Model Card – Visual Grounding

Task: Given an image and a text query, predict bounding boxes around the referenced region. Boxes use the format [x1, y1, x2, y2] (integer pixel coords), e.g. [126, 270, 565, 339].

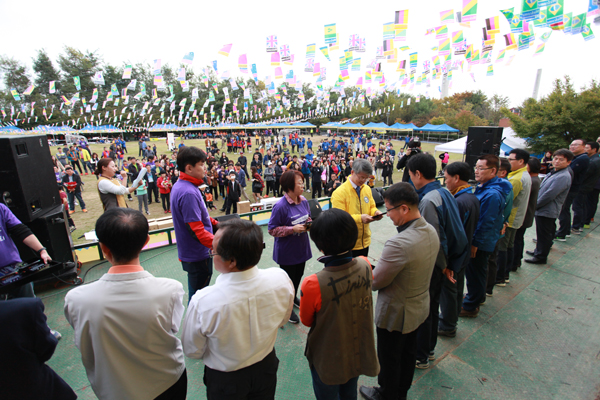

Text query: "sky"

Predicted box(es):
[0, 0, 598, 108]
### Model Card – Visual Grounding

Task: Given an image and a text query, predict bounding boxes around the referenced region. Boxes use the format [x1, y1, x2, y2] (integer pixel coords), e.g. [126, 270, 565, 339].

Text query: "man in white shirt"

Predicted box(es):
[181, 218, 294, 399]
[64, 208, 187, 400]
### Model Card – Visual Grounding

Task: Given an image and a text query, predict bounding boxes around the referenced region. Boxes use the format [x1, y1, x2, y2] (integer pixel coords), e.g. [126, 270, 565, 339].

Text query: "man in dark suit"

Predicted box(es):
[61, 165, 87, 214]
[0, 297, 77, 400]
[225, 170, 241, 215]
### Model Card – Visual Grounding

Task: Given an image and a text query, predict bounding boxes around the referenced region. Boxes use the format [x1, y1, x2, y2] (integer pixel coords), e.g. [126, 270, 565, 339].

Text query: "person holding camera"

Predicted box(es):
[396, 140, 422, 182]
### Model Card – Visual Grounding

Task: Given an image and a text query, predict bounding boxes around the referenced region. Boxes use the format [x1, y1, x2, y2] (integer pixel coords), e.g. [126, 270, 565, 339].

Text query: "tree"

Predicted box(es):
[448, 109, 488, 134]
[502, 76, 600, 153]
[0, 56, 31, 93]
[32, 49, 61, 95]
[57, 46, 101, 101]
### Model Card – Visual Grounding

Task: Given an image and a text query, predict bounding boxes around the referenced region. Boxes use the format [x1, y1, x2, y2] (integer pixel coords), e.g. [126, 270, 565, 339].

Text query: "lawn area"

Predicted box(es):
[58, 135, 465, 245]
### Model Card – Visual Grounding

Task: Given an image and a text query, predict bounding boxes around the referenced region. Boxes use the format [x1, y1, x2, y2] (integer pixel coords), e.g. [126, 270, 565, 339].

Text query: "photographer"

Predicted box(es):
[396, 140, 422, 182]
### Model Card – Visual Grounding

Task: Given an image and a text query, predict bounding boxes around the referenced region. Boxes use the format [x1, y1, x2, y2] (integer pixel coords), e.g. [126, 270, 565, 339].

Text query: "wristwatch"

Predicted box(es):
[36, 247, 47, 256]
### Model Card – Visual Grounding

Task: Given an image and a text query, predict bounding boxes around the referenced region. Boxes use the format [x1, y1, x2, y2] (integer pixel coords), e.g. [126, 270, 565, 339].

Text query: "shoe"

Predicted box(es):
[428, 351, 435, 361]
[219, 208, 225, 212]
[69, 210, 75, 215]
[524, 257, 546, 264]
[168, 210, 171, 213]
[460, 307, 479, 318]
[415, 359, 429, 369]
[486, 292, 493, 297]
[505, 277, 510, 283]
[495, 280, 506, 287]
[554, 236, 567, 242]
[584, 224, 591, 229]
[566, 234, 572, 238]
[359, 386, 384, 400]
[128, 197, 133, 201]
[293, 297, 300, 308]
[306, 189, 311, 192]
[571, 228, 582, 235]
[438, 329, 456, 337]
[50, 329, 62, 341]
[480, 296, 486, 305]
[288, 310, 300, 324]
[146, 212, 150, 215]
[532, 238, 537, 243]
[82, 209, 88, 213]
[164, 210, 169, 214]
[70, 226, 76, 233]
[526, 250, 535, 256]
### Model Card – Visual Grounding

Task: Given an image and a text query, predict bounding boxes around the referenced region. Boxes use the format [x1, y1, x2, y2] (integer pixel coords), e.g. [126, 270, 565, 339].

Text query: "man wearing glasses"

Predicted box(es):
[404, 154, 468, 370]
[359, 183, 439, 400]
[461, 155, 512, 318]
[331, 159, 383, 258]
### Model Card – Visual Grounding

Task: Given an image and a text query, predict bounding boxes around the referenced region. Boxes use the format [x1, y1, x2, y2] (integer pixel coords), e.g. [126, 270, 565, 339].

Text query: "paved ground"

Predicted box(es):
[39, 206, 600, 399]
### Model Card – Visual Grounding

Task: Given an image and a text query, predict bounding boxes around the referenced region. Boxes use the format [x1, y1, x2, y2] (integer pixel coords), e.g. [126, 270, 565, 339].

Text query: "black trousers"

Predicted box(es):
[225, 198, 238, 215]
[312, 182, 322, 198]
[511, 224, 529, 270]
[585, 189, 600, 224]
[279, 262, 305, 297]
[274, 178, 281, 197]
[572, 192, 588, 230]
[154, 370, 187, 400]
[533, 215, 556, 261]
[416, 267, 443, 362]
[147, 182, 159, 203]
[351, 247, 369, 258]
[376, 327, 418, 400]
[160, 193, 170, 211]
[556, 191, 577, 237]
[463, 250, 491, 311]
[204, 349, 278, 400]
[439, 264, 466, 332]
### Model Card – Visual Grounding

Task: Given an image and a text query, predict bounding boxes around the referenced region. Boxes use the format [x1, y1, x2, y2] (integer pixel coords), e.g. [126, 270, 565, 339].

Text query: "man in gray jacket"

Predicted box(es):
[525, 149, 573, 264]
[359, 183, 439, 400]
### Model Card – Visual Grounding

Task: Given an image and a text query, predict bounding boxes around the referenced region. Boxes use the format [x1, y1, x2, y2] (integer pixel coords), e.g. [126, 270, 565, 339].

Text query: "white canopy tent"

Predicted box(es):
[434, 127, 528, 156]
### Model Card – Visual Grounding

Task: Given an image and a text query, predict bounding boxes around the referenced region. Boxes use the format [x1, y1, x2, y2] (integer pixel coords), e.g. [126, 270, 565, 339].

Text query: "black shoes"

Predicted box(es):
[524, 257, 546, 264]
[438, 329, 457, 338]
[359, 386, 385, 400]
[293, 297, 300, 308]
[288, 310, 300, 324]
[525, 250, 535, 256]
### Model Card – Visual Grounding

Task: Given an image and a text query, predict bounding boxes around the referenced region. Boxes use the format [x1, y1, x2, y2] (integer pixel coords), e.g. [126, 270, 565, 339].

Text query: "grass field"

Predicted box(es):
[59, 136, 465, 245]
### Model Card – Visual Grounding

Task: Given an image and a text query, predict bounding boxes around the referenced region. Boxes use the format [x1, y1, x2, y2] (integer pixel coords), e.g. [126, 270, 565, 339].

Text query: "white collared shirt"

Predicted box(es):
[64, 271, 185, 400]
[181, 266, 294, 372]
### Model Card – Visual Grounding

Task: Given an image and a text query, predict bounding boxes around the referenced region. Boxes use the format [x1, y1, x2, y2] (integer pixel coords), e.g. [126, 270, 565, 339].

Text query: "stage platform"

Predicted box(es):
[38, 206, 600, 399]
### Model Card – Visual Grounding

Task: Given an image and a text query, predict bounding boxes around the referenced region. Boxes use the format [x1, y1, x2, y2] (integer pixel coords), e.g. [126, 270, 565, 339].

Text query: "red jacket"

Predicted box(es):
[157, 177, 172, 194]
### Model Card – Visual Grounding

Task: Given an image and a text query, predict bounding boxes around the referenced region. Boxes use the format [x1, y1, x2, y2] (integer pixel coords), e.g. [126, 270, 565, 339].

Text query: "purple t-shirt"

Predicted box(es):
[0, 204, 23, 267]
[171, 179, 212, 262]
[268, 197, 312, 265]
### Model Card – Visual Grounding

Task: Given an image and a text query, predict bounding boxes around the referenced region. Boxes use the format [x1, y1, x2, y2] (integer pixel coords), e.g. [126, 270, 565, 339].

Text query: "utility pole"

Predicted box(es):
[532, 69, 542, 100]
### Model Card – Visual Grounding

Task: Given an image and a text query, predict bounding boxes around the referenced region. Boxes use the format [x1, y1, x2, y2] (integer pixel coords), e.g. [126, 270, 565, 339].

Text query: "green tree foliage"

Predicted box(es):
[502, 76, 600, 153]
[32, 49, 61, 95]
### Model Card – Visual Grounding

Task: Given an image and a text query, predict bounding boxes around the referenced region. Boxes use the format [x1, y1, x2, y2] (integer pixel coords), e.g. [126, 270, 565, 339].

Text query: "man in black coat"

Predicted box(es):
[396, 141, 422, 182]
[0, 298, 77, 400]
[225, 170, 242, 215]
[438, 162, 480, 337]
[237, 152, 249, 179]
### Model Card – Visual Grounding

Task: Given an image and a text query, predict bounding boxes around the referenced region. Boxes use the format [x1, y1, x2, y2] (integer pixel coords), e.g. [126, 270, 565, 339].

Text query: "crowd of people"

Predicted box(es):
[3, 130, 600, 400]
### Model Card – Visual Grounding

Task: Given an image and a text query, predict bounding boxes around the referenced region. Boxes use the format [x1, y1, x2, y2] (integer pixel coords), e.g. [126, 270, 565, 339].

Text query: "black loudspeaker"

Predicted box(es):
[371, 187, 385, 206]
[465, 126, 504, 179]
[307, 199, 322, 220]
[15, 205, 76, 265]
[213, 213, 240, 233]
[0, 135, 61, 223]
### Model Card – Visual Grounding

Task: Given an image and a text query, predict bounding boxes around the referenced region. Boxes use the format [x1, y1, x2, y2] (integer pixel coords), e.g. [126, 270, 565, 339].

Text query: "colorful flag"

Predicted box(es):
[238, 54, 248, 73]
[324, 23, 337, 44]
[49, 81, 56, 94]
[496, 48, 507, 63]
[500, 7, 515, 22]
[340, 70, 350, 81]
[271, 52, 281, 66]
[111, 84, 119, 96]
[521, 0, 540, 21]
[122, 65, 132, 79]
[439, 38, 451, 55]
[452, 30, 464, 45]
[510, 14, 524, 33]
[61, 95, 71, 105]
[218, 44, 233, 57]
[485, 16, 500, 34]
[73, 76, 81, 91]
[22, 85, 34, 95]
[571, 13, 586, 35]
[397, 60, 407, 72]
[182, 52, 194, 65]
[153, 59, 161, 74]
[440, 9, 455, 22]
[547, 0, 564, 25]
[486, 65, 494, 76]
[306, 43, 316, 58]
[582, 23, 595, 41]
[383, 40, 394, 56]
[534, 43, 546, 55]
[563, 12, 573, 34]
[383, 22, 395, 40]
[356, 77, 363, 89]
[320, 46, 330, 61]
[351, 58, 361, 71]
[266, 35, 278, 52]
[534, 7, 549, 27]
[395, 10, 409, 30]
[274, 67, 283, 79]
[462, 0, 478, 22]
[436, 25, 448, 39]
[409, 52, 418, 69]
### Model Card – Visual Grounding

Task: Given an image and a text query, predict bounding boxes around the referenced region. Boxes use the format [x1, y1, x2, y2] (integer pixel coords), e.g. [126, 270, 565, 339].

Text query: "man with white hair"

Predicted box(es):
[331, 158, 383, 257]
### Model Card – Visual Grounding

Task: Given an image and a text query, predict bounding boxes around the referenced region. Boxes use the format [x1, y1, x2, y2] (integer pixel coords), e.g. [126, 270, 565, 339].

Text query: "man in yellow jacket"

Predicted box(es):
[332, 158, 383, 257]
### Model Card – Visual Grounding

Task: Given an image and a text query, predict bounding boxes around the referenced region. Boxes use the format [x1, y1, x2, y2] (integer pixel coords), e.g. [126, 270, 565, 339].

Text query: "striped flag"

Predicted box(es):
[462, 0, 478, 22]
[271, 52, 280, 66]
[486, 16, 500, 34]
[324, 23, 337, 44]
[182, 52, 194, 65]
[395, 10, 409, 30]
[440, 9, 455, 22]
[218, 44, 233, 57]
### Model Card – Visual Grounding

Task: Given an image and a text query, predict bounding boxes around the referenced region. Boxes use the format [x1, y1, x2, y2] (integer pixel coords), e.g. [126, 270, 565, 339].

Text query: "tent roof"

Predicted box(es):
[434, 127, 528, 155]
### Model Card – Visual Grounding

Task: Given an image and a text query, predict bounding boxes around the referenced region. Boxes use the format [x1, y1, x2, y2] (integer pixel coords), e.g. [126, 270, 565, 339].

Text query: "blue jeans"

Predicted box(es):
[181, 258, 213, 303]
[310, 366, 358, 400]
[67, 191, 86, 211]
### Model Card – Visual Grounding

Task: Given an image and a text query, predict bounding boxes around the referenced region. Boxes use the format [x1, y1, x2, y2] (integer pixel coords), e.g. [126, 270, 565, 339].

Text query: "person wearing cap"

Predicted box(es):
[61, 165, 88, 214]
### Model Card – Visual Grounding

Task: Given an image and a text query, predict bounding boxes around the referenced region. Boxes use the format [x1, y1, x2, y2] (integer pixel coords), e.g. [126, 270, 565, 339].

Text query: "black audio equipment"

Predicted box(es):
[371, 187, 385, 206]
[0, 260, 66, 295]
[307, 199, 323, 220]
[0, 135, 61, 223]
[465, 126, 504, 179]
